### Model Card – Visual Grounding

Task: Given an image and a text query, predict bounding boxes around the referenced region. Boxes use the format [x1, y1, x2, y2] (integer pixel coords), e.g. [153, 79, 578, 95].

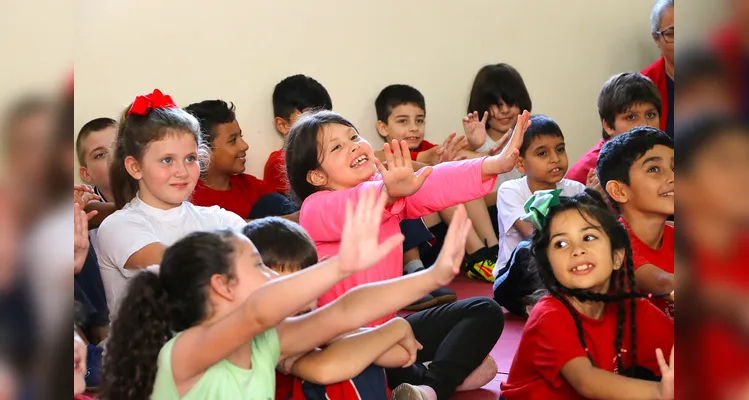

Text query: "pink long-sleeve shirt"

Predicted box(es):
[299, 157, 497, 326]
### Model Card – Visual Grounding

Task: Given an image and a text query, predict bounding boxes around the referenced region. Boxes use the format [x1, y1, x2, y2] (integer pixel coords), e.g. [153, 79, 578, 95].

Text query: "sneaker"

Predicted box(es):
[391, 383, 429, 400]
[401, 294, 438, 312]
[430, 287, 457, 305]
[464, 249, 496, 283]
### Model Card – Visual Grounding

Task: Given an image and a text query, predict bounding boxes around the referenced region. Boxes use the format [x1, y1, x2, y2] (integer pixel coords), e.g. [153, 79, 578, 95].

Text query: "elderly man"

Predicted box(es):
[641, 0, 674, 138]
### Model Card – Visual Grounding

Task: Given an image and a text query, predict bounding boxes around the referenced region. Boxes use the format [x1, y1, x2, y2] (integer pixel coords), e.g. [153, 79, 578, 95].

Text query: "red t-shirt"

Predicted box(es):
[190, 173, 276, 219]
[500, 296, 673, 400]
[620, 218, 675, 317]
[264, 149, 290, 195]
[409, 140, 437, 161]
[566, 139, 605, 185]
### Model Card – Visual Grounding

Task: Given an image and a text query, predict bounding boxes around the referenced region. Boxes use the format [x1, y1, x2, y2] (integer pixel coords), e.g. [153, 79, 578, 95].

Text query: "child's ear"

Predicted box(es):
[275, 117, 291, 136]
[306, 169, 328, 188]
[605, 180, 628, 205]
[376, 120, 389, 139]
[79, 166, 93, 184]
[602, 119, 616, 140]
[612, 248, 625, 270]
[209, 274, 235, 301]
[124, 156, 143, 180]
[515, 156, 526, 174]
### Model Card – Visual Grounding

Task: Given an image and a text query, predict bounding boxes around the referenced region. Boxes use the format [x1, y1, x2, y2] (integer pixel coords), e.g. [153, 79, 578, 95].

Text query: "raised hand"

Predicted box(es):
[430, 204, 473, 286]
[487, 129, 513, 157]
[434, 132, 468, 164]
[481, 110, 532, 177]
[656, 346, 674, 400]
[463, 111, 489, 151]
[374, 140, 433, 200]
[338, 186, 405, 274]
[74, 203, 90, 274]
[74, 184, 102, 210]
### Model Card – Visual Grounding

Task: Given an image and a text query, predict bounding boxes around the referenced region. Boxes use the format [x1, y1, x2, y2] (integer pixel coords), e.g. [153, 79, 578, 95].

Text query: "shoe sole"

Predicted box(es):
[432, 294, 457, 305]
[391, 383, 429, 400]
[401, 298, 439, 312]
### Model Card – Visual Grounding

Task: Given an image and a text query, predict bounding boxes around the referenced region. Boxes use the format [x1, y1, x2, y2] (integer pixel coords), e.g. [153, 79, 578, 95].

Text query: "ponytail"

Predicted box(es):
[101, 271, 172, 400]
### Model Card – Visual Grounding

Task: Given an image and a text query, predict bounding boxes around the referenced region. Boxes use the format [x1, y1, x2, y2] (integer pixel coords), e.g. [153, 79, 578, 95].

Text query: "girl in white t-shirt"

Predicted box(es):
[96, 89, 248, 315]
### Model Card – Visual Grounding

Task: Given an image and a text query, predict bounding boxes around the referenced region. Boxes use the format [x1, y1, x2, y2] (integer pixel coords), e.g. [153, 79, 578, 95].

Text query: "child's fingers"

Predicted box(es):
[382, 143, 396, 170]
[398, 140, 411, 167]
[480, 111, 489, 124]
[669, 345, 674, 367]
[373, 157, 388, 177]
[655, 348, 669, 374]
[85, 210, 98, 222]
[414, 166, 433, 187]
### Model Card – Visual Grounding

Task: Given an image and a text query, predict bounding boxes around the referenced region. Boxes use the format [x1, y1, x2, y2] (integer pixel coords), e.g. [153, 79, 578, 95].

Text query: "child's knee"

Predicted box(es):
[467, 297, 505, 331]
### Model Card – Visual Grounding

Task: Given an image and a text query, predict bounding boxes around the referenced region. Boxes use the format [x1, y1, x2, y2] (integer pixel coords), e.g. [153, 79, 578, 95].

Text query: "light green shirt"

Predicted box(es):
[151, 328, 280, 399]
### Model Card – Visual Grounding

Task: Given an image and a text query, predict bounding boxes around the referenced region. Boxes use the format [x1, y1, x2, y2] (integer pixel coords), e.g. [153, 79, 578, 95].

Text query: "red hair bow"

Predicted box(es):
[127, 89, 178, 116]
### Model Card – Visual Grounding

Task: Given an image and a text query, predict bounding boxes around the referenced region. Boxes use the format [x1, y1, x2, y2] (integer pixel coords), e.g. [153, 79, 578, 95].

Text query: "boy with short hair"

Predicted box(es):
[567, 72, 662, 186]
[596, 126, 675, 317]
[76, 117, 117, 203]
[266, 74, 333, 195]
[495, 115, 585, 284]
[374, 84, 499, 283]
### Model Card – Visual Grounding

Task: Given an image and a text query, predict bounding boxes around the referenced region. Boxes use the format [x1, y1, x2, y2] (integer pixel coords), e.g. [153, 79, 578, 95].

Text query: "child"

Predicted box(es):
[465, 63, 533, 156]
[184, 99, 298, 220]
[375, 84, 499, 282]
[500, 190, 674, 399]
[76, 117, 117, 203]
[266, 74, 333, 195]
[493, 115, 585, 314]
[100, 185, 473, 399]
[285, 109, 522, 399]
[566, 72, 662, 185]
[596, 127, 674, 317]
[96, 89, 248, 316]
[272, 75, 443, 310]
[244, 217, 417, 399]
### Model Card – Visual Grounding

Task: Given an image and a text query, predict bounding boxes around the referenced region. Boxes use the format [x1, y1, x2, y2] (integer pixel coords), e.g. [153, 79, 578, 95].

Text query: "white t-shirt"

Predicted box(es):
[494, 177, 585, 277]
[96, 194, 246, 316]
[475, 135, 523, 190]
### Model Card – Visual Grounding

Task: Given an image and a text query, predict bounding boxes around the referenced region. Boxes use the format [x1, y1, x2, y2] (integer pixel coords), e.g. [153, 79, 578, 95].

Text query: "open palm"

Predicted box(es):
[434, 132, 468, 164]
[338, 187, 405, 274]
[374, 140, 432, 199]
[432, 205, 473, 286]
[463, 111, 489, 151]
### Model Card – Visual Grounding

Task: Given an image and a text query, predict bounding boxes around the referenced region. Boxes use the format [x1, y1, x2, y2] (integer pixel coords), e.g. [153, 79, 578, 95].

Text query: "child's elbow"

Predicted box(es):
[305, 363, 348, 385]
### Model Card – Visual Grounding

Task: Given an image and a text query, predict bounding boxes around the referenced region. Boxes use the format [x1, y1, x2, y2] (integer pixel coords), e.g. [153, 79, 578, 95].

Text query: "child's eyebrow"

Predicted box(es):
[550, 225, 600, 240]
[641, 156, 663, 167]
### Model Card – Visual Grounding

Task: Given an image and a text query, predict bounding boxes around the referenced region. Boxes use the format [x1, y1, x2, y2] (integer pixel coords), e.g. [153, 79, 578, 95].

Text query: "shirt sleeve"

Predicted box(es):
[96, 212, 162, 274]
[497, 180, 528, 235]
[299, 181, 387, 243]
[398, 157, 497, 220]
[634, 299, 674, 375]
[263, 152, 290, 195]
[214, 206, 248, 228]
[532, 304, 589, 386]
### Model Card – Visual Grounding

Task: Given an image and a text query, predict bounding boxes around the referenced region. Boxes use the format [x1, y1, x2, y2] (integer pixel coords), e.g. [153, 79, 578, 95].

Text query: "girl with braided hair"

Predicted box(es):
[500, 189, 674, 399]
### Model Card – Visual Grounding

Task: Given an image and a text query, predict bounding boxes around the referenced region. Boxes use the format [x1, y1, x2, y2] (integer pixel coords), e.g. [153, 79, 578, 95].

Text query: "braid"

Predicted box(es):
[614, 254, 627, 375]
[548, 290, 595, 365]
[625, 250, 639, 375]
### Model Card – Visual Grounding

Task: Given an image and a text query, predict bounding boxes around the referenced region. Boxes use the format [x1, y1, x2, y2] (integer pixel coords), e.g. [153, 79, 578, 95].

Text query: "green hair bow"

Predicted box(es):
[520, 189, 563, 230]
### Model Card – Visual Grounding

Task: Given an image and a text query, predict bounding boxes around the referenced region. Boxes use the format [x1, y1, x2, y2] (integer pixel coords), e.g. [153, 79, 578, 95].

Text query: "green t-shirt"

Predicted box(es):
[151, 328, 280, 399]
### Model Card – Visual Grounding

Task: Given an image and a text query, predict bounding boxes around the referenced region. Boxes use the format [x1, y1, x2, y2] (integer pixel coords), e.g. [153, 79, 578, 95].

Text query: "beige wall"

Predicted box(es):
[72, 0, 708, 180]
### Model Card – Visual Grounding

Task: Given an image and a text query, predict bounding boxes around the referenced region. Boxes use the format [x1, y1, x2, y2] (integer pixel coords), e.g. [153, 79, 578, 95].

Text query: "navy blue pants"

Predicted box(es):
[74, 242, 109, 336]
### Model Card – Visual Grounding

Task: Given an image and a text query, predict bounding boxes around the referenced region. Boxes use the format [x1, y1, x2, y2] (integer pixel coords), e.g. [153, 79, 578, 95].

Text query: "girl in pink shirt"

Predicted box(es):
[285, 109, 533, 400]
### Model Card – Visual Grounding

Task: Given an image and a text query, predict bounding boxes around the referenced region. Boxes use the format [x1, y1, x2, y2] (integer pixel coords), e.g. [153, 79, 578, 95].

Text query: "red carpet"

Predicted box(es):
[446, 276, 525, 399]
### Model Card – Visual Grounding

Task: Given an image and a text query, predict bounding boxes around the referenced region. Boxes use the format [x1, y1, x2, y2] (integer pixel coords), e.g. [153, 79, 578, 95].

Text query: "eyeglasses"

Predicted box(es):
[655, 26, 674, 43]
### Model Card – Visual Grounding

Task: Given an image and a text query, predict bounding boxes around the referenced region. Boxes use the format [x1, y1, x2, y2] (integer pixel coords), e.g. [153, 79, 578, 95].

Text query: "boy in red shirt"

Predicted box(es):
[185, 100, 298, 220]
[374, 84, 499, 282]
[567, 72, 662, 187]
[596, 127, 675, 317]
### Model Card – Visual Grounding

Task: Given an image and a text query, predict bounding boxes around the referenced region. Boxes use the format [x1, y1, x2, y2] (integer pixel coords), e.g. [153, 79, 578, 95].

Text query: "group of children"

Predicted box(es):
[71, 59, 680, 400]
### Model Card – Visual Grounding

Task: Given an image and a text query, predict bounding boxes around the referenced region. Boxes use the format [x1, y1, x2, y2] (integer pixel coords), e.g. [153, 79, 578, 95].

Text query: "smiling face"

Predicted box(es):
[517, 134, 568, 188]
[488, 99, 521, 134]
[309, 123, 376, 191]
[209, 120, 249, 176]
[611, 145, 675, 217]
[377, 103, 426, 150]
[124, 131, 201, 209]
[546, 209, 624, 293]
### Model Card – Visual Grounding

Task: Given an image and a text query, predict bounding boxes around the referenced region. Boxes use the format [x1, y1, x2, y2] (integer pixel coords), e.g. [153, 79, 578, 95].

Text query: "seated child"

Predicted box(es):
[500, 190, 674, 399]
[286, 109, 517, 399]
[567, 72, 662, 186]
[184, 99, 298, 220]
[597, 127, 675, 317]
[76, 117, 119, 230]
[272, 75, 445, 310]
[244, 217, 420, 399]
[374, 84, 499, 282]
[494, 115, 585, 315]
[267, 74, 333, 196]
[100, 185, 472, 399]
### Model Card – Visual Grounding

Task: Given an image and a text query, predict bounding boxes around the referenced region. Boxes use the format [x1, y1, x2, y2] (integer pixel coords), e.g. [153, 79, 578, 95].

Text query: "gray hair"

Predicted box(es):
[650, 0, 674, 33]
